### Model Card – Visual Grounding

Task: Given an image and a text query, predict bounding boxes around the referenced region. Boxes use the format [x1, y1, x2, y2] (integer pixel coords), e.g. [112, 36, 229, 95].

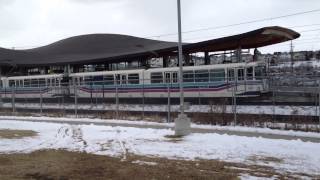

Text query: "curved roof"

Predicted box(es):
[0, 26, 300, 67]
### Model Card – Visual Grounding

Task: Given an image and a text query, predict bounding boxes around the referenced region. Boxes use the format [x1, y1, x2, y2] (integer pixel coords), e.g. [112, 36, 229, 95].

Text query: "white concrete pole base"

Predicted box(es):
[174, 113, 191, 136]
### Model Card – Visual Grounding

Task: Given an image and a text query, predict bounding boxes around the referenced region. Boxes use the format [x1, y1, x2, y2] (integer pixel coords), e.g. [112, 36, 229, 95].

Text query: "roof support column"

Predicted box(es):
[163, 56, 168, 68]
[236, 46, 242, 63]
[184, 54, 190, 66]
[204, 52, 210, 65]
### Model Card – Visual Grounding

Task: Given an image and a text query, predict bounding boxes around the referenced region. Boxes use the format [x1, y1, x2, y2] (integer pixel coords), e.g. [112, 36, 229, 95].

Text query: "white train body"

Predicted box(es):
[0, 61, 268, 99]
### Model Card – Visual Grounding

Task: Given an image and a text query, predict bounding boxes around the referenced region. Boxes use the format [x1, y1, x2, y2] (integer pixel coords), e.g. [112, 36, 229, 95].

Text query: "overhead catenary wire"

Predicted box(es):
[145, 8, 320, 39]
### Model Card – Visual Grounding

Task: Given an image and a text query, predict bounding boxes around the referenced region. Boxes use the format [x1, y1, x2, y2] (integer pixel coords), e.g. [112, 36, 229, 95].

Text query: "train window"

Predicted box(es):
[183, 71, 194, 82]
[84, 76, 93, 85]
[195, 70, 209, 82]
[121, 75, 127, 85]
[115, 74, 120, 84]
[31, 79, 39, 87]
[46, 79, 50, 86]
[255, 66, 266, 80]
[164, 72, 170, 83]
[128, 74, 139, 84]
[237, 69, 244, 81]
[93, 76, 103, 85]
[17, 80, 23, 87]
[246, 67, 253, 80]
[79, 77, 84, 86]
[56, 78, 60, 87]
[210, 69, 225, 82]
[9, 80, 15, 87]
[24, 79, 30, 87]
[39, 79, 46, 87]
[228, 69, 235, 81]
[151, 72, 163, 84]
[103, 75, 114, 85]
[172, 72, 178, 83]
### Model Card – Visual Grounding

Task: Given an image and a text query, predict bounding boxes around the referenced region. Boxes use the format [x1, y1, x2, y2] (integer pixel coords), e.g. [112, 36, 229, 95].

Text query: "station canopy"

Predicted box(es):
[0, 26, 300, 67]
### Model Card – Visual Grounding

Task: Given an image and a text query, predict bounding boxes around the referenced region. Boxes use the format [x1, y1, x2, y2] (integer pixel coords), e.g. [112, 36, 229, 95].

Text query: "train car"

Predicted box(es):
[0, 61, 267, 102]
[70, 61, 267, 99]
[0, 74, 63, 99]
[70, 69, 145, 98]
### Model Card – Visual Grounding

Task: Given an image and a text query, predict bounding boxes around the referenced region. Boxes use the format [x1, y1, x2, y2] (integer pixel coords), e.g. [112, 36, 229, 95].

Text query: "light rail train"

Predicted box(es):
[0, 61, 268, 99]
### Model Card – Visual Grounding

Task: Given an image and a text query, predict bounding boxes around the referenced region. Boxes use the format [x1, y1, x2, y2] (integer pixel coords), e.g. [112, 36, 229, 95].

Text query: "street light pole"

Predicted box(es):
[174, 0, 191, 136]
[177, 0, 184, 114]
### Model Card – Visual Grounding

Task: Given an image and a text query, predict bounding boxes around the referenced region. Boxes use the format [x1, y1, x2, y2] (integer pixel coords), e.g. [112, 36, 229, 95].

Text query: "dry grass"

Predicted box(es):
[0, 129, 37, 139]
[248, 155, 284, 164]
[0, 150, 238, 180]
[0, 150, 317, 180]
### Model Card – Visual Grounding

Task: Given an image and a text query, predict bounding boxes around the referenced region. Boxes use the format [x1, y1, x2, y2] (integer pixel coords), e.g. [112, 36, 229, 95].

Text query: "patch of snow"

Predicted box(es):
[239, 174, 277, 180]
[0, 115, 319, 139]
[0, 120, 319, 177]
[132, 160, 157, 166]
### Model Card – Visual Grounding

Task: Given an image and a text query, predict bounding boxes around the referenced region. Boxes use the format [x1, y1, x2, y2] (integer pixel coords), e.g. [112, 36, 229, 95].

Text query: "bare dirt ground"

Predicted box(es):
[0, 129, 37, 139]
[0, 150, 315, 180]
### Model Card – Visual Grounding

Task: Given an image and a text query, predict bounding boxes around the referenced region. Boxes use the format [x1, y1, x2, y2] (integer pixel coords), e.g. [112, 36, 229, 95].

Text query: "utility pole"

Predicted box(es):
[290, 41, 294, 73]
[174, 0, 191, 136]
[177, 0, 184, 115]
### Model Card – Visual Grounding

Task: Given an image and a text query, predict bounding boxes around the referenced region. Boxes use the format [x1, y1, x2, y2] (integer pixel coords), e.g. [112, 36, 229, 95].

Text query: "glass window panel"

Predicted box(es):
[238, 69, 244, 81]
[246, 67, 253, 80]
[210, 69, 225, 82]
[30, 79, 38, 87]
[121, 75, 127, 84]
[195, 70, 209, 82]
[151, 72, 163, 84]
[103, 75, 114, 85]
[183, 71, 194, 82]
[228, 69, 235, 81]
[128, 74, 139, 84]
[84, 76, 93, 85]
[24, 79, 30, 87]
[39, 79, 46, 87]
[172, 72, 178, 83]
[9, 80, 15, 87]
[93, 76, 103, 85]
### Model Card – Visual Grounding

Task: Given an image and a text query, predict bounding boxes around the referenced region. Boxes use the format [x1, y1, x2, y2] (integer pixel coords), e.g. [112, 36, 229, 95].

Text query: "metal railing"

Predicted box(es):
[0, 76, 319, 132]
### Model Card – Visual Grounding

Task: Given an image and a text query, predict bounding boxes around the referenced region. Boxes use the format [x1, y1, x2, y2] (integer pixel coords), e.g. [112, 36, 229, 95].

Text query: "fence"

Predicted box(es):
[0, 76, 320, 132]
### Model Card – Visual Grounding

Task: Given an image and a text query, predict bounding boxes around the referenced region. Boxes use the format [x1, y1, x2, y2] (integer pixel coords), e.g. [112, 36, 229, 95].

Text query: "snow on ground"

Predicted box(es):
[2, 102, 320, 116]
[1, 115, 320, 139]
[0, 120, 319, 177]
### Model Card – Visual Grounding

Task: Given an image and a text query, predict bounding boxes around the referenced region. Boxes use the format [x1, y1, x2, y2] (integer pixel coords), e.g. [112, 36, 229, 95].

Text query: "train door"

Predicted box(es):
[116, 74, 127, 85]
[121, 74, 127, 85]
[227, 69, 235, 82]
[237, 68, 245, 81]
[164, 72, 170, 83]
[164, 72, 178, 84]
[236, 68, 245, 91]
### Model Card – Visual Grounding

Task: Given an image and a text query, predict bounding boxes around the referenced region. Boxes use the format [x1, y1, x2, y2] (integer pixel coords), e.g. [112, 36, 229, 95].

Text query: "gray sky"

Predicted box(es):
[0, 0, 320, 53]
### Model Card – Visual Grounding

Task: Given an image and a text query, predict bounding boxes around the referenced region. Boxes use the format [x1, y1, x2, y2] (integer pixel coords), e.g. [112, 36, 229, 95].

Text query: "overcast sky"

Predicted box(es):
[0, 0, 320, 53]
